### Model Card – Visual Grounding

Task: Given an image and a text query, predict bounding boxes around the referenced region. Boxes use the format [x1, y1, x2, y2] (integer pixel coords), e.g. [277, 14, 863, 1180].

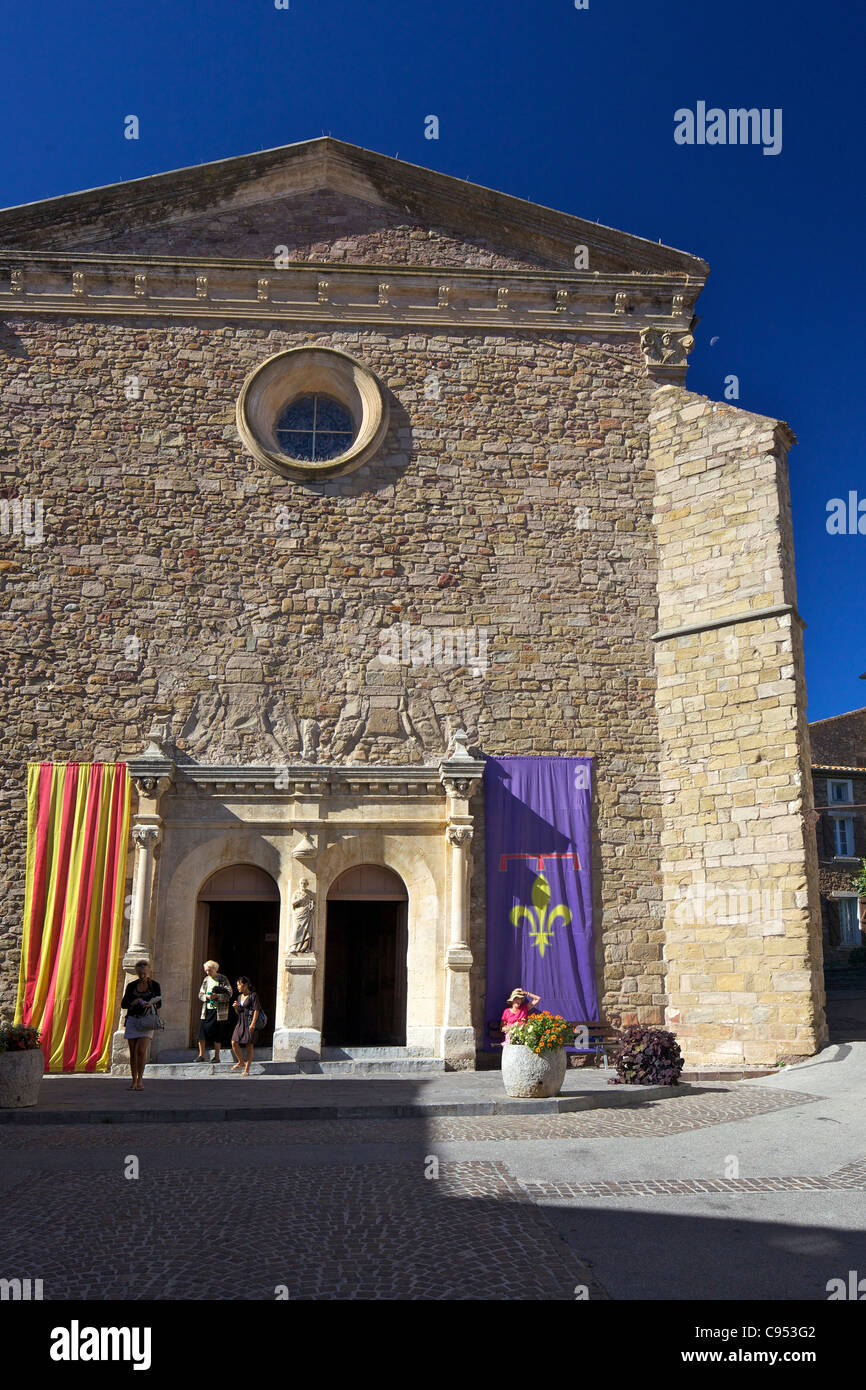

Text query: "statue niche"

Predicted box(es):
[289, 878, 316, 955]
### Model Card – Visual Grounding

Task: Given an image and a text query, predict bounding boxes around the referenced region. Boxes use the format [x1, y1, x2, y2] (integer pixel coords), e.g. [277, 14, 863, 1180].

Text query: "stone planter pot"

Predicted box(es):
[0, 1048, 44, 1108]
[501, 1043, 567, 1098]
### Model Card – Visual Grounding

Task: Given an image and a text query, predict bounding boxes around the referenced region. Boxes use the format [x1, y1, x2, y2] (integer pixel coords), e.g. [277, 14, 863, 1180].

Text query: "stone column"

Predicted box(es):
[439, 730, 485, 1070]
[273, 821, 322, 1065]
[110, 727, 174, 1070]
[124, 821, 162, 968]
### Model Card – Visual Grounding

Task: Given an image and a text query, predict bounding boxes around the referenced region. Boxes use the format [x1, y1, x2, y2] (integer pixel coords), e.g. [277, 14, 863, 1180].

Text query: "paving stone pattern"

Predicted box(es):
[0, 1084, 821, 1150]
[0, 1159, 604, 1301]
[523, 1165, 866, 1199]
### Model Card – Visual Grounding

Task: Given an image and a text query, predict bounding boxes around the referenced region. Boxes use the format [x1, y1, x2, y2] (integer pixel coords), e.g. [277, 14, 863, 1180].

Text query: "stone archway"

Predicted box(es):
[146, 830, 286, 1062]
[192, 864, 281, 1047]
[322, 865, 409, 1048]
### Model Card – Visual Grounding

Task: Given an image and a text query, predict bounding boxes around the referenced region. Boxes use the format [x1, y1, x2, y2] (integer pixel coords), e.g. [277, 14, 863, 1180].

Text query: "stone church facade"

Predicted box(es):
[0, 138, 827, 1069]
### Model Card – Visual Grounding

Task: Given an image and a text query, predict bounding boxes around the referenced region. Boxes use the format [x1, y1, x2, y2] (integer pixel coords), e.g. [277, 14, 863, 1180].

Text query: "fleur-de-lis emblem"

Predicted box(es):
[509, 873, 572, 957]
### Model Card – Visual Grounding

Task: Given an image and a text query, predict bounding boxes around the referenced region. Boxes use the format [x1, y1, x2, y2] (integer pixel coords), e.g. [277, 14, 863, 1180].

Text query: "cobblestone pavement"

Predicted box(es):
[0, 1083, 820, 1149]
[0, 1157, 606, 1301]
[523, 1157, 866, 1199]
[0, 1081, 854, 1301]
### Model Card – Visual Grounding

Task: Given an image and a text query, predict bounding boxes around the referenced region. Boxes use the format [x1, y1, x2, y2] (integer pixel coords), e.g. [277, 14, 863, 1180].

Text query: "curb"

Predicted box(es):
[0, 1083, 681, 1125]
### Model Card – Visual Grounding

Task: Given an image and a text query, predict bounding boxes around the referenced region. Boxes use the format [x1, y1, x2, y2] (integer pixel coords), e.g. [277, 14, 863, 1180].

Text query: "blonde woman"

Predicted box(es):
[196, 960, 233, 1063]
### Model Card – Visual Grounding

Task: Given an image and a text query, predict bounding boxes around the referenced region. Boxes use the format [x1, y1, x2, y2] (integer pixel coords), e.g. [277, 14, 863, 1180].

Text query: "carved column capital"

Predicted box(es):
[131, 822, 162, 853]
[446, 825, 473, 849]
[439, 728, 485, 809]
[640, 327, 695, 383]
[442, 777, 477, 800]
[132, 773, 171, 807]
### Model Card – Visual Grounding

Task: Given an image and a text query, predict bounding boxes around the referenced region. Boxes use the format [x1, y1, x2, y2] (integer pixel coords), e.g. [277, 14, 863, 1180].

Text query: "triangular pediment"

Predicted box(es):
[0, 138, 708, 281]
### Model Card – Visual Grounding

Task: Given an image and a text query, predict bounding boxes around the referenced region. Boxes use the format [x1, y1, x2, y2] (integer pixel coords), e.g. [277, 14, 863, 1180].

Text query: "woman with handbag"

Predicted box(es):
[121, 960, 163, 1091]
[196, 959, 233, 1063]
[230, 976, 263, 1076]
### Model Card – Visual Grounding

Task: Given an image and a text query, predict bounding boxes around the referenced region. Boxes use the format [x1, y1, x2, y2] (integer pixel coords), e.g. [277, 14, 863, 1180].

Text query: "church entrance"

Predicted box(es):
[323, 866, 409, 1047]
[192, 864, 280, 1047]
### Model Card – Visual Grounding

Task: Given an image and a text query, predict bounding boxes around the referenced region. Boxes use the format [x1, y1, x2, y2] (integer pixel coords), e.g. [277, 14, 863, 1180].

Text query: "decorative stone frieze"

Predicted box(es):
[0, 253, 702, 336]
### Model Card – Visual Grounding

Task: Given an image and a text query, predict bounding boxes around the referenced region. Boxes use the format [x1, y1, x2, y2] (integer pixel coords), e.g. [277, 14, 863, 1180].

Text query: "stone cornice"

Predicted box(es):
[0, 252, 701, 340]
[170, 762, 457, 797]
[652, 603, 805, 643]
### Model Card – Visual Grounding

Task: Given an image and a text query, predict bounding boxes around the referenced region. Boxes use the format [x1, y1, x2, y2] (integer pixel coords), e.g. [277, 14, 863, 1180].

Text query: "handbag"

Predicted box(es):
[136, 1007, 164, 1031]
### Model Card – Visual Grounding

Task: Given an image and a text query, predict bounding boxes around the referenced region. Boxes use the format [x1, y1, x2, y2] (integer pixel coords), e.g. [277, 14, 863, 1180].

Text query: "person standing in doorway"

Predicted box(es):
[196, 960, 233, 1063]
[231, 976, 262, 1076]
[121, 961, 162, 1090]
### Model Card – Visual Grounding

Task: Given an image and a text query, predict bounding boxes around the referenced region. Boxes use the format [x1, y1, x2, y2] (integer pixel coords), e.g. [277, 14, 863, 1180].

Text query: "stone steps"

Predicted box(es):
[309, 1058, 446, 1075]
[320, 1046, 430, 1061]
[136, 1049, 446, 1078]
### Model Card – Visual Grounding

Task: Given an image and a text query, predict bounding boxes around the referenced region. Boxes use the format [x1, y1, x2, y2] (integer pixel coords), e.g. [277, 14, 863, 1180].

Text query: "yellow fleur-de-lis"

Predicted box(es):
[509, 873, 572, 957]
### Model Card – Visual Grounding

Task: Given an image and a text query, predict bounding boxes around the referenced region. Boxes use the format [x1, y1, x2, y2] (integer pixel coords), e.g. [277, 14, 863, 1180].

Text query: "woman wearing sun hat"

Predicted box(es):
[501, 987, 541, 1044]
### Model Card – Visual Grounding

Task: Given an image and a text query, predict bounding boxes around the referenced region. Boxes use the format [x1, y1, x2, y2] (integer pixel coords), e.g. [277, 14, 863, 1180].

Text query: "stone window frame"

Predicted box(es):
[827, 777, 854, 805]
[834, 894, 862, 946]
[829, 813, 857, 858]
[236, 346, 390, 480]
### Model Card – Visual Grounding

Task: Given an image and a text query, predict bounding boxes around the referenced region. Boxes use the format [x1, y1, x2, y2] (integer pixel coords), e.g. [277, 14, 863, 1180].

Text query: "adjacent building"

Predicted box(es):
[809, 707, 866, 959]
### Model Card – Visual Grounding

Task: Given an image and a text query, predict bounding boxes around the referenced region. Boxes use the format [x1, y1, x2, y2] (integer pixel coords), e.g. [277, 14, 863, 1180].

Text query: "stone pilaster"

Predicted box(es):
[273, 820, 322, 1063]
[274, 956, 320, 1064]
[439, 730, 485, 1069]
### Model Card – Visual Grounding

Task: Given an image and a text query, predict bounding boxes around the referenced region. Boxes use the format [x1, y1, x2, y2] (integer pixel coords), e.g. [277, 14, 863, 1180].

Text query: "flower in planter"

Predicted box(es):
[0, 1024, 42, 1054]
[507, 1011, 575, 1055]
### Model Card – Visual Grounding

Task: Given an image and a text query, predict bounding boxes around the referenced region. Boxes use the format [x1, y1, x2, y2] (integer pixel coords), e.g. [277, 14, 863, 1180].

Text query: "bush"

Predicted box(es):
[609, 1025, 683, 1085]
[0, 1023, 42, 1053]
[848, 946, 866, 967]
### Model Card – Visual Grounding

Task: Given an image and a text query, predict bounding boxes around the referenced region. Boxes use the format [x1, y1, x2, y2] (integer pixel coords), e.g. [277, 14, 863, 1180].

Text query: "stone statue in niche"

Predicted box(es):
[289, 878, 316, 954]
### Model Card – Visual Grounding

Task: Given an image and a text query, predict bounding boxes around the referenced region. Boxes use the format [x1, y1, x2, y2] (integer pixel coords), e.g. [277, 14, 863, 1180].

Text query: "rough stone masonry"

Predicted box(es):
[0, 138, 826, 1067]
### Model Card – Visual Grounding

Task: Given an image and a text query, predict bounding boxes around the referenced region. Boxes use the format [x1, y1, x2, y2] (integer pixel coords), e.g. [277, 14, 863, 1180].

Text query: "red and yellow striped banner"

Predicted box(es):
[15, 762, 131, 1073]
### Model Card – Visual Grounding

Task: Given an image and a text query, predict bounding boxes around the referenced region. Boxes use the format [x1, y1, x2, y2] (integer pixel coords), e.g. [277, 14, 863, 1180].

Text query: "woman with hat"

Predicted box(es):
[501, 987, 541, 1044]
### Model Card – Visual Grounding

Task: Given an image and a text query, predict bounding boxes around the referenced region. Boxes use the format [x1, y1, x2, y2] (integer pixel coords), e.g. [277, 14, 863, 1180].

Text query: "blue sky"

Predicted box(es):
[3, 0, 863, 721]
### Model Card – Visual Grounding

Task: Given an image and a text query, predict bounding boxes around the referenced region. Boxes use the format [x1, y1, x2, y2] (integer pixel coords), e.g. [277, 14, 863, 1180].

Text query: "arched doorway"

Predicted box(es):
[323, 865, 409, 1047]
[192, 864, 280, 1047]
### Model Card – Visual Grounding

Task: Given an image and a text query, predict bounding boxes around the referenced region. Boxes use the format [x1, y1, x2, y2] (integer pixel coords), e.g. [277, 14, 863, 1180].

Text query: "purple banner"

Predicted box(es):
[484, 756, 596, 1034]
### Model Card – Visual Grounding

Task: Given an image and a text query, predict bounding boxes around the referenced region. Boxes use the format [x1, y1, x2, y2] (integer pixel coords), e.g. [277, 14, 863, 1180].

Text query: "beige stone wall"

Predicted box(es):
[651, 386, 827, 1067]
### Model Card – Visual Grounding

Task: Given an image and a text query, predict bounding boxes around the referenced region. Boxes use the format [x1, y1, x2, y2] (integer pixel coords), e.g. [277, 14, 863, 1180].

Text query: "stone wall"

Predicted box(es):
[651, 387, 827, 1066]
[809, 708, 866, 766]
[41, 188, 562, 270]
[0, 312, 664, 1029]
